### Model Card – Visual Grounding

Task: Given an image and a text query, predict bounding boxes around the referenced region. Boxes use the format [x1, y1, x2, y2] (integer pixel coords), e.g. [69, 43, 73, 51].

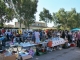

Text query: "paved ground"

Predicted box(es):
[30, 47, 80, 60]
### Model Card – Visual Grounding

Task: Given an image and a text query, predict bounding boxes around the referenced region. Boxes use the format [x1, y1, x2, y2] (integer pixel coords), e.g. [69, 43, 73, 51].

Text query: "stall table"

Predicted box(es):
[48, 38, 66, 47]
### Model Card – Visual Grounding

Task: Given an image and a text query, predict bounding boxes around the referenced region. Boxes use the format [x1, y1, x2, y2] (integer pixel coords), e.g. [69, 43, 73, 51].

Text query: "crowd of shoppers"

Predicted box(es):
[0, 28, 80, 49]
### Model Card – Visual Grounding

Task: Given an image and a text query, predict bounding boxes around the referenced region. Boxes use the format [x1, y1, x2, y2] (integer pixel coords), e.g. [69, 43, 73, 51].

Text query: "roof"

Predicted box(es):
[42, 27, 57, 30]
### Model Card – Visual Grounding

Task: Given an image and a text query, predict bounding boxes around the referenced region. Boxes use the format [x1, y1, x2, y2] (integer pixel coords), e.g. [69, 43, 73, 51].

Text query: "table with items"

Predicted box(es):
[0, 37, 69, 60]
[47, 37, 66, 47]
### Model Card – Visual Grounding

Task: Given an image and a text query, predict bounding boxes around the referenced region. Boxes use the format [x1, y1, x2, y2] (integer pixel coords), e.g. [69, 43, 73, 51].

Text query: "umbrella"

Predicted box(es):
[71, 28, 80, 31]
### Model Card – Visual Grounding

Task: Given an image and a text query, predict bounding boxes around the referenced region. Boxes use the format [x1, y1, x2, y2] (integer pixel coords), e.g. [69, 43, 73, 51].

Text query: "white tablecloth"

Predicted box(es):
[52, 38, 66, 47]
[20, 42, 37, 47]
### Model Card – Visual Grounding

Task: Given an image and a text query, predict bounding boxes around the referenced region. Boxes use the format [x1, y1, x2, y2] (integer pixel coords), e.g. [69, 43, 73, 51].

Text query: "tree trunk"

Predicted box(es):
[1, 22, 4, 27]
[45, 21, 47, 27]
[19, 20, 21, 28]
[0, 18, 4, 27]
[27, 24, 30, 31]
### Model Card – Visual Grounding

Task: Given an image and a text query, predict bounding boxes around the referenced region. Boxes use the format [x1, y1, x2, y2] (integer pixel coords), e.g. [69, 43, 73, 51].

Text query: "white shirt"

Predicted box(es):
[34, 31, 40, 39]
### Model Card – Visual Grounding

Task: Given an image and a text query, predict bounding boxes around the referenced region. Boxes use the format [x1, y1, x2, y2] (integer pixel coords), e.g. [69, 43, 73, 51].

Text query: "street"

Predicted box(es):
[31, 47, 80, 60]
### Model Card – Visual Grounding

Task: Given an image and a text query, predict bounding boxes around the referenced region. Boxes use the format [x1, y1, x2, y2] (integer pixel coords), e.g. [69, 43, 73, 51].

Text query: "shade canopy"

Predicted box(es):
[71, 28, 80, 31]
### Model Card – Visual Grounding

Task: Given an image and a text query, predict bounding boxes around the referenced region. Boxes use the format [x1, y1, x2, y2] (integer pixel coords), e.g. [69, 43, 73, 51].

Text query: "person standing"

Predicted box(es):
[32, 31, 35, 43]
[2, 28, 5, 34]
[76, 31, 80, 47]
[67, 32, 72, 43]
[34, 30, 40, 43]
[61, 31, 66, 39]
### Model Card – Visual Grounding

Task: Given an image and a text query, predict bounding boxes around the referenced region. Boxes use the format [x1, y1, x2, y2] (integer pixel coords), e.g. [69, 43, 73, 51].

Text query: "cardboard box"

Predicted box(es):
[3, 55, 16, 60]
[22, 55, 32, 60]
[0, 54, 4, 60]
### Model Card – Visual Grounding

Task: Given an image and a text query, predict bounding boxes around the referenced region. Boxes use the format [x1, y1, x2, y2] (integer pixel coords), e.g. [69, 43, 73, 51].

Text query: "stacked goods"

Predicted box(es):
[36, 44, 47, 56]
[70, 43, 76, 47]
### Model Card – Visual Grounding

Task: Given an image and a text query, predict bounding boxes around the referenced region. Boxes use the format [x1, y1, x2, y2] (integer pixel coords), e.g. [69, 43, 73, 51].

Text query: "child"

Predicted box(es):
[29, 47, 35, 58]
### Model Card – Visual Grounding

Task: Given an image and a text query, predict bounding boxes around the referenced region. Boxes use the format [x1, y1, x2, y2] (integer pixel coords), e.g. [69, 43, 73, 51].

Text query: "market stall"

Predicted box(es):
[47, 37, 66, 47]
[0, 36, 69, 60]
[0, 36, 6, 52]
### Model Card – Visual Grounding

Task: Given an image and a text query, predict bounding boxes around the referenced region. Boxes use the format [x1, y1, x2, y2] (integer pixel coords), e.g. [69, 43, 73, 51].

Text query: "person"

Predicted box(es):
[29, 48, 35, 57]
[34, 30, 40, 43]
[1, 28, 5, 35]
[39, 30, 42, 41]
[23, 32, 27, 40]
[76, 31, 80, 47]
[61, 31, 66, 39]
[0, 30, 1, 35]
[47, 30, 52, 39]
[32, 31, 35, 43]
[67, 32, 72, 43]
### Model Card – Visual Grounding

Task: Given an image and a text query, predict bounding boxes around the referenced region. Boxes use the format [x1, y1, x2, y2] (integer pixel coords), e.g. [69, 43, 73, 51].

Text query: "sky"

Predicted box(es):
[7, 0, 80, 27]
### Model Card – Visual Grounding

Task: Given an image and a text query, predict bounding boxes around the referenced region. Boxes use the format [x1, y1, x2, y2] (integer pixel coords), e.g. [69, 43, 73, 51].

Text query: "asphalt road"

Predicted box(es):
[31, 47, 80, 60]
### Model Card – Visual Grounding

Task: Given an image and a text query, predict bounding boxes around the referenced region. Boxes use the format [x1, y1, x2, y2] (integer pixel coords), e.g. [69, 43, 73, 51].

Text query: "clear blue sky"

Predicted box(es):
[36, 0, 80, 27]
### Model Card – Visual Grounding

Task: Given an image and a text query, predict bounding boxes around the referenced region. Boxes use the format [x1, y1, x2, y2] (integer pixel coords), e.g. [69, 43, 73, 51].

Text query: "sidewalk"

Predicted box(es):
[31, 47, 80, 60]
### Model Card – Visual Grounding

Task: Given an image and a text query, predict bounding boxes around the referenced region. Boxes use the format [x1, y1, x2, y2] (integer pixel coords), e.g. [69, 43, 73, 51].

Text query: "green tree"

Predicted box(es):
[77, 13, 80, 28]
[11, 0, 38, 29]
[0, 0, 14, 27]
[0, 0, 6, 26]
[67, 8, 78, 29]
[4, 8, 14, 23]
[53, 8, 79, 29]
[56, 8, 68, 29]
[39, 8, 52, 26]
[52, 12, 59, 27]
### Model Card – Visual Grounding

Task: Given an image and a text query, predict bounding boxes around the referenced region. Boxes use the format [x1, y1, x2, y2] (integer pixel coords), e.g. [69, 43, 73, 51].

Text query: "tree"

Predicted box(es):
[22, 0, 38, 29]
[77, 13, 80, 28]
[23, 16, 35, 29]
[0, 0, 6, 26]
[56, 8, 68, 29]
[10, 0, 38, 29]
[0, 0, 15, 27]
[67, 8, 78, 29]
[39, 8, 52, 26]
[53, 8, 79, 29]
[4, 8, 15, 23]
[52, 12, 59, 27]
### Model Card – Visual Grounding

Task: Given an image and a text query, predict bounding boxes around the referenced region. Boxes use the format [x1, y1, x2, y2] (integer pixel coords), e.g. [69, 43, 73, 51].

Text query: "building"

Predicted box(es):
[15, 21, 47, 29]
[4, 24, 14, 28]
